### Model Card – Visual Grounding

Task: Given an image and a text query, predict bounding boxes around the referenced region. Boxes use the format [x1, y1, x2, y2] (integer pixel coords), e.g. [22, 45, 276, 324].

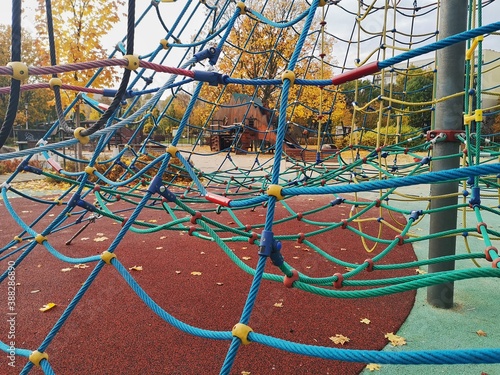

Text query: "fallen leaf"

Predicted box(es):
[191, 271, 202, 276]
[148, 219, 157, 223]
[329, 334, 350, 345]
[360, 318, 371, 325]
[31, 290, 40, 294]
[242, 256, 251, 260]
[294, 245, 301, 249]
[476, 330, 487, 337]
[61, 268, 72, 272]
[156, 247, 163, 250]
[93, 236, 108, 242]
[80, 237, 89, 241]
[345, 267, 354, 271]
[292, 256, 299, 259]
[241, 371, 251, 375]
[175, 271, 181, 274]
[340, 247, 347, 251]
[241, 246, 248, 250]
[385, 332, 406, 346]
[129, 266, 143, 271]
[216, 282, 224, 286]
[200, 251, 205, 255]
[96, 233, 104, 236]
[415, 269, 427, 274]
[160, 236, 167, 239]
[366, 363, 381, 372]
[74, 264, 89, 269]
[39, 303, 56, 312]
[274, 302, 283, 308]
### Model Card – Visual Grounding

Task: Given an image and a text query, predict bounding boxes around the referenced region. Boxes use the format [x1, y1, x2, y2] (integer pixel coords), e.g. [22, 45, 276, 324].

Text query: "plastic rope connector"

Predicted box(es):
[193, 70, 226, 86]
[281, 70, 295, 85]
[101, 251, 116, 265]
[395, 234, 405, 246]
[35, 234, 47, 244]
[493, 258, 500, 268]
[159, 39, 169, 49]
[123, 55, 140, 70]
[409, 210, 423, 221]
[190, 211, 202, 224]
[232, 323, 253, 345]
[484, 246, 498, 262]
[283, 269, 299, 288]
[7, 61, 29, 80]
[29, 350, 49, 367]
[267, 184, 284, 200]
[205, 192, 231, 207]
[330, 197, 344, 206]
[464, 109, 483, 124]
[158, 186, 176, 202]
[236, 2, 246, 14]
[85, 166, 96, 175]
[49, 77, 63, 89]
[365, 258, 374, 272]
[166, 145, 178, 157]
[258, 230, 274, 256]
[13, 236, 22, 242]
[469, 186, 481, 207]
[147, 174, 163, 195]
[333, 273, 344, 289]
[74, 127, 90, 145]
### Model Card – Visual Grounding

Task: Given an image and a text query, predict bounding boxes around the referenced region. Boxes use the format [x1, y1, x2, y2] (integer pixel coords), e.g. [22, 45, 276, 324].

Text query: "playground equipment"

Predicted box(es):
[0, 0, 500, 374]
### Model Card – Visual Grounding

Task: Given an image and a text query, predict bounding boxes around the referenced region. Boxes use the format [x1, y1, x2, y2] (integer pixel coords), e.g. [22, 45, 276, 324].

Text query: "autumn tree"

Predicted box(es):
[34, 0, 125, 101]
[0, 24, 55, 131]
[192, 0, 351, 132]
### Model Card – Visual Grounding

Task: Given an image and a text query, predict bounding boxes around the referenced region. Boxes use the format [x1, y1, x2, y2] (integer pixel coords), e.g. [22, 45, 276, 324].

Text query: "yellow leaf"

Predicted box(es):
[415, 268, 427, 274]
[61, 268, 72, 272]
[216, 282, 224, 286]
[74, 264, 89, 269]
[39, 303, 56, 312]
[160, 236, 167, 239]
[129, 266, 143, 271]
[385, 332, 406, 346]
[476, 330, 487, 337]
[175, 271, 181, 274]
[200, 252, 205, 255]
[241, 372, 251, 375]
[274, 302, 283, 308]
[93, 236, 108, 242]
[156, 247, 163, 250]
[80, 237, 89, 241]
[293, 256, 299, 259]
[366, 363, 381, 372]
[148, 219, 157, 223]
[31, 290, 40, 294]
[191, 271, 202, 276]
[345, 267, 354, 271]
[242, 256, 252, 260]
[329, 334, 350, 345]
[360, 318, 371, 325]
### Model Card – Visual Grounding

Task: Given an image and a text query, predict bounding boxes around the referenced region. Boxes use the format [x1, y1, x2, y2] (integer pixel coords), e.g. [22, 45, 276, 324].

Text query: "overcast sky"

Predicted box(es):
[1, 1, 499, 79]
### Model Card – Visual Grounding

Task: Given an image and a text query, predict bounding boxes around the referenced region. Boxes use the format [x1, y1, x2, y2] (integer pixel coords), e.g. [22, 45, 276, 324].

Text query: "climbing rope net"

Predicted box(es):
[1, 0, 500, 373]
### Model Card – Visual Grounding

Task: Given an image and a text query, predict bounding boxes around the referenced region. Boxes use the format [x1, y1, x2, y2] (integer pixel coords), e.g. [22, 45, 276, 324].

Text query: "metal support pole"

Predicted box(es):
[427, 1, 468, 308]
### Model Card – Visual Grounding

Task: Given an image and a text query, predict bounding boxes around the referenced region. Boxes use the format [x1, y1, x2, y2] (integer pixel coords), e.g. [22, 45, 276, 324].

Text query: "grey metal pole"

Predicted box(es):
[427, 1, 468, 309]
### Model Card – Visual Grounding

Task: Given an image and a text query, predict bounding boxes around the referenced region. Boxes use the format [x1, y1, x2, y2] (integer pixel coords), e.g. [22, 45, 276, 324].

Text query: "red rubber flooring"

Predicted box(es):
[0, 193, 417, 374]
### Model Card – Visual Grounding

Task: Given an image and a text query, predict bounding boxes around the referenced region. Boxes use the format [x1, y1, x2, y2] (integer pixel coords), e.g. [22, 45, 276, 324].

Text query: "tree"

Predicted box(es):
[193, 0, 351, 133]
[34, 0, 126, 101]
[0, 25, 55, 130]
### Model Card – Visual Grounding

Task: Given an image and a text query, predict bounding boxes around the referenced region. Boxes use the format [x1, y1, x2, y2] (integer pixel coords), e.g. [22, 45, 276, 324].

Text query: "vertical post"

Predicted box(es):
[75, 104, 83, 172]
[427, 1, 468, 308]
[24, 102, 28, 130]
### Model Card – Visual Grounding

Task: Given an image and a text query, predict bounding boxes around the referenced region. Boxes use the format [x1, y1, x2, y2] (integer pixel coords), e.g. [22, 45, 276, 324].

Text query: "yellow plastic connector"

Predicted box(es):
[35, 234, 47, 244]
[159, 39, 169, 49]
[232, 323, 253, 345]
[166, 145, 178, 157]
[49, 77, 63, 89]
[29, 350, 49, 367]
[7, 62, 29, 81]
[53, 199, 62, 206]
[267, 184, 284, 200]
[281, 70, 295, 85]
[464, 109, 483, 124]
[466, 36, 484, 60]
[101, 251, 117, 265]
[236, 2, 246, 14]
[85, 166, 96, 175]
[13, 236, 22, 243]
[74, 127, 90, 145]
[123, 55, 140, 70]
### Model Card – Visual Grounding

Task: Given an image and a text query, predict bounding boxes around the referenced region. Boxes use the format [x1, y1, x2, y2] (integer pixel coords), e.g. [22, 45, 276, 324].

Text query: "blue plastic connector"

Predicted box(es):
[330, 197, 345, 206]
[76, 199, 97, 212]
[103, 89, 117, 97]
[270, 241, 284, 267]
[462, 190, 469, 197]
[469, 186, 481, 206]
[409, 210, 423, 221]
[193, 70, 227, 86]
[147, 174, 163, 194]
[158, 186, 176, 202]
[258, 230, 274, 257]
[419, 156, 431, 165]
[381, 152, 389, 158]
[23, 164, 43, 175]
[467, 176, 474, 186]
